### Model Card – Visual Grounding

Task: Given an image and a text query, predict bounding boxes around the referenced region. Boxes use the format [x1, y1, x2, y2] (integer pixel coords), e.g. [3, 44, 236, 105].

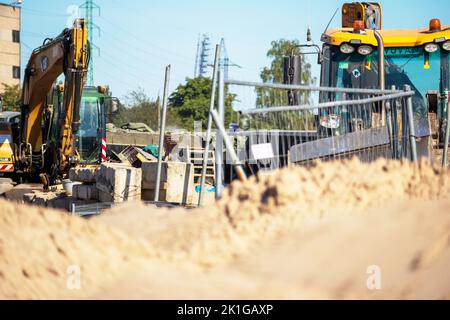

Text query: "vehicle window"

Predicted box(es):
[321, 44, 447, 117]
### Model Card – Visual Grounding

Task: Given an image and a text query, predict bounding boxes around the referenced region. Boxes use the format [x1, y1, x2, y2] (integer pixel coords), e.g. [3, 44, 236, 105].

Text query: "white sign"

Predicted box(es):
[251, 143, 274, 160]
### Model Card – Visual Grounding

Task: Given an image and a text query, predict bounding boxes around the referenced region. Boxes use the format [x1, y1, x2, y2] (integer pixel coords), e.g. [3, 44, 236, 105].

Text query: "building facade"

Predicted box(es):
[0, 3, 21, 93]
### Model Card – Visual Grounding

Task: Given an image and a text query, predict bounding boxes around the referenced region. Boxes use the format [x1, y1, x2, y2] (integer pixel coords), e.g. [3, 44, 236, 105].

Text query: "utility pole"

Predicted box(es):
[219, 38, 241, 80]
[80, 0, 100, 86]
[194, 34, 200, 78]
[194, 34, 211, 77]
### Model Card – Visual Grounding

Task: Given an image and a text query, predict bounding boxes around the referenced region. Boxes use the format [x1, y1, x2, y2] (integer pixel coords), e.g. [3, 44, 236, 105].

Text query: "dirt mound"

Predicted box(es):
[1, 159, 450, 299]
[0, 201, 151, 299]
[95, 200, 450, 300]
[98, 159, 450, 266]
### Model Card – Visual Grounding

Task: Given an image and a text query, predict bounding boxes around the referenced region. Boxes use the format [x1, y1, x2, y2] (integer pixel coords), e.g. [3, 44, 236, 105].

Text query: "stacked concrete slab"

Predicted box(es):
[69, 167, 100, 201]
[69, 167, 98, 183]
[72, 184, 99, 201]
[96, 163, 142, 203]
[69, 164, 142, 203]
[141, 161, 194, 205]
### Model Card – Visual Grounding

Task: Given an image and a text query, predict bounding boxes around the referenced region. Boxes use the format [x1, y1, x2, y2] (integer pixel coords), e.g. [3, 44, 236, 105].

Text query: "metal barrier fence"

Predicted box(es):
[224, 80, 418, 170]
[199, 76, 420, 201]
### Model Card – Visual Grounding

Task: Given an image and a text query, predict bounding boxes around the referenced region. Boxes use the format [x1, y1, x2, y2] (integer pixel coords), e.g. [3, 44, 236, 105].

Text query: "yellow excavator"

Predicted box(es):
[0, 18, 89, 193]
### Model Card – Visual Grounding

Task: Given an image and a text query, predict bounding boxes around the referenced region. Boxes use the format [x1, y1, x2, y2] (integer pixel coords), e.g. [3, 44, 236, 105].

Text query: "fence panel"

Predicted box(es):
[222, 80, 416, 173]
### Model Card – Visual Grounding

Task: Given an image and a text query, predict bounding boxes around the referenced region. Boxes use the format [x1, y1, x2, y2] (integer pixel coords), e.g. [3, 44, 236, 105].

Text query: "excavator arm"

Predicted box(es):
[19, 18, 88, 176]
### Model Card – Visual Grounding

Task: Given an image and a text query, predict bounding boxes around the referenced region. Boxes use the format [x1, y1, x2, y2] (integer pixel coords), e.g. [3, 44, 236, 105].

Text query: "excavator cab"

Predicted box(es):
[47, 85, 119, 165]
[76, 86, 120, 164]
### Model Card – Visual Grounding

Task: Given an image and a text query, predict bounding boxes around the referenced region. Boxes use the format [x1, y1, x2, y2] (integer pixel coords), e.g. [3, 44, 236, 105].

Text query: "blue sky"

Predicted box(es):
[7, 0, 450, 100]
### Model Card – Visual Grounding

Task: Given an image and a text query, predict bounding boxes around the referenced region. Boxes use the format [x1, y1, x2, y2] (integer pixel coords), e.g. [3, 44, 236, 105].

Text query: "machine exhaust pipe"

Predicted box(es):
[374, 29, 386, 126]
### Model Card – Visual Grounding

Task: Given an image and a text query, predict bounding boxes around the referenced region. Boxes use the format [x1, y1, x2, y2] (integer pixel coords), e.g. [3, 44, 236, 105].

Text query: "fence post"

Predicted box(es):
[443, 91, 450, 167]
[390, 85, 399, 159]
[210, 109, 247, 183]
[154, 65, 171, 202]
[386, 99, 393, 157]
[405, 85, 418, 162]
[198, 45, 220, 206]
[215, 70, 225, 199]
[401, 96, 408, 159]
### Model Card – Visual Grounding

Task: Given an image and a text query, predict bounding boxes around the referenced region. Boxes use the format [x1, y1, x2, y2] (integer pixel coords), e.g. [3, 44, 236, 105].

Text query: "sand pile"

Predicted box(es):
[1, 159, 450, 299]
[98, 158, 450, 266]
[95, 200, 450, 300]
[0, 201, 152, 299]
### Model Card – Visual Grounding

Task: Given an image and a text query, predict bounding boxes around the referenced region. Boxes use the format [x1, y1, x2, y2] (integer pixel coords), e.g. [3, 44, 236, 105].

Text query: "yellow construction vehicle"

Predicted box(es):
[0, 18, 89, 190]
[0, 112, 18, 194]
[291, 2, 450, 159]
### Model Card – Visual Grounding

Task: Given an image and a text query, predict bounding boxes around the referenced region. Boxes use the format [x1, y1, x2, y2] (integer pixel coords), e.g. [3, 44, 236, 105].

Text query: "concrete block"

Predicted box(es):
[96, 163, 142, 203]
[141, 161, 194, 204]
[23, 190, 68, 209]
[69, 167, 98, 183]
[72, 184, 99, 201]
[23, 193, 36, 204]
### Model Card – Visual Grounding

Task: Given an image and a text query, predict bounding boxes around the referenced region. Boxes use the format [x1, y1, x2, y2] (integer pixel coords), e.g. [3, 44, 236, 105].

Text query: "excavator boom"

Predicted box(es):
[18, 18, 89, 176]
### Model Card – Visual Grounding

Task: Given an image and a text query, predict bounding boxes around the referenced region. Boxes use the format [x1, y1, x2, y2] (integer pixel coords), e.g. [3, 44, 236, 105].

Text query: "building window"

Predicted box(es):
[12, 66, 20, 79]
[12, 30, 20, 43]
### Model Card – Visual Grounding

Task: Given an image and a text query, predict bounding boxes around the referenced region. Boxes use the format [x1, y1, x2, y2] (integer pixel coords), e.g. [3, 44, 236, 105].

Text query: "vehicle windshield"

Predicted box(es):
[77, 96, 101, 163]
[321, 44, 450, 117]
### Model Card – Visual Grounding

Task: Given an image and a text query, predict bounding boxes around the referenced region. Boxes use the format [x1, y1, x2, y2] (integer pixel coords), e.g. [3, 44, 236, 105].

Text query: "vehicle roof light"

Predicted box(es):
[429, 18, 442, 32]
[434, 37, 446, 43]
[340, 43, 355, 54]
[97, 86, 107, 94]
[353, 20, 365, 34]
[424, 43, 439, 53]
[358, 45, 373, 56]
[349, 39, 362, 45]
[443, 40, 450, 51]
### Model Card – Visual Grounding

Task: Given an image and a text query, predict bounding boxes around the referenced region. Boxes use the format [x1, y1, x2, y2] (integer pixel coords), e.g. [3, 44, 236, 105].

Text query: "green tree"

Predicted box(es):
[258, 39, 315, 107]
[1, 83, 21, 111]
[168, 77, 237, 130]
[110, 87, 161, 130]
[252, 39, 316, 130]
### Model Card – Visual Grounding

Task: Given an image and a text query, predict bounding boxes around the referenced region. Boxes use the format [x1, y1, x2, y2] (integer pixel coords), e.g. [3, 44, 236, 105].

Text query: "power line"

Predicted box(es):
[21, 41, 34, 52]
[19, 6, 193, 66]
[98, 16, 192, 64]
[97, 48, 185, 87]
[99, 50, 160, 82]
[97, 28, 188, 80]
[20, 8, 68, 17]
[21, 30, 51, 39]
[98, 52, 185, 88]
[95, 66, 149, 94]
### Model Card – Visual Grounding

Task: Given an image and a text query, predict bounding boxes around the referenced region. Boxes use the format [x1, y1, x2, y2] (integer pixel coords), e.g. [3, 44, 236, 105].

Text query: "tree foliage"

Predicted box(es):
[168, 77, 238, 130]
[258, 39, 315, 107]
[0, 83, 21, 111]
[260, 39, 313, 84]
[109, 88, 160, 130]
[249, 39, 317, 130]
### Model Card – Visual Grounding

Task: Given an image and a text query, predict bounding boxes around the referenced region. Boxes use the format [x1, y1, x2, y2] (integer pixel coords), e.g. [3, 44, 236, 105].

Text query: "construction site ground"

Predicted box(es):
[1, 158, 450, 299]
